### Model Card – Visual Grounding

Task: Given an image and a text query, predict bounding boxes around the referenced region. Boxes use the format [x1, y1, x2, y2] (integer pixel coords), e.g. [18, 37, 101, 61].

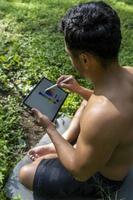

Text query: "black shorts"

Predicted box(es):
[33, 158, 124, 200]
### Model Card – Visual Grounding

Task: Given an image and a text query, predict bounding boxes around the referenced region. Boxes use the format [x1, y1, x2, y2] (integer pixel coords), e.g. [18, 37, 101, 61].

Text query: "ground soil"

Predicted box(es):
[20, 110, 46, 149]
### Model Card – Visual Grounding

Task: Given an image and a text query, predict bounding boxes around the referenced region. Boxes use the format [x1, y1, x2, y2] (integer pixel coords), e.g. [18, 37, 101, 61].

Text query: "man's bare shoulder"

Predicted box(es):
[85, 95, 119, 120]
[80, 95, 121, 140]
[80, 97, 120, 148]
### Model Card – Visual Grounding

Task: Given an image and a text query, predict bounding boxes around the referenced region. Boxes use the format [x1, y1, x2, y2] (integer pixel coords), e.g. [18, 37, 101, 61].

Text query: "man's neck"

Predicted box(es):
[90, 62, 122, 95]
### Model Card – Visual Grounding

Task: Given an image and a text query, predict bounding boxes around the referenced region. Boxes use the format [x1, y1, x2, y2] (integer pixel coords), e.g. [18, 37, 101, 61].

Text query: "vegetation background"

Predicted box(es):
[0, 0, 133, 199]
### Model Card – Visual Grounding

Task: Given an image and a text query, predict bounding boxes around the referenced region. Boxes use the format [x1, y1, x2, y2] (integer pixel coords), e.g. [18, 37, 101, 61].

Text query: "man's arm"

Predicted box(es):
[28, 100, 87, 161]
[57, 75, 93, 100]
[45, 105, 120, 181]
[62, 100, 87, 143]
[78, 86, 93, 101]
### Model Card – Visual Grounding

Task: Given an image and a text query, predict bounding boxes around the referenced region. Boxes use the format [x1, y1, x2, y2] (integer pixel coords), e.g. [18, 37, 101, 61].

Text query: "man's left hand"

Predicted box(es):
[31, 108, 55, 130]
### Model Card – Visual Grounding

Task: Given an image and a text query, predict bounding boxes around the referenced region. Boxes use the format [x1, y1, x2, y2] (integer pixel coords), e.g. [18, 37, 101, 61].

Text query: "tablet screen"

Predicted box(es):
[23, 77, 68, 121]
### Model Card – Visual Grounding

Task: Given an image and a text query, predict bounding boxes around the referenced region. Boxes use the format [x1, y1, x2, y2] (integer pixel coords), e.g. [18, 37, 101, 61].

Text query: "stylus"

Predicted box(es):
[44, 76, 73, 92]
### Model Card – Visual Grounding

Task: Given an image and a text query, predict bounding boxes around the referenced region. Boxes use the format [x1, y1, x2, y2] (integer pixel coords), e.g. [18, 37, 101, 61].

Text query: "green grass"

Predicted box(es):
[0, 0, 133, 199]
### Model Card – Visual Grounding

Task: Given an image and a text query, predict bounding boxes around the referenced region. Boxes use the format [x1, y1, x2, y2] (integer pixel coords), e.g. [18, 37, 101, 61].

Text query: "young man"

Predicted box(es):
[19, 1, 133, 199]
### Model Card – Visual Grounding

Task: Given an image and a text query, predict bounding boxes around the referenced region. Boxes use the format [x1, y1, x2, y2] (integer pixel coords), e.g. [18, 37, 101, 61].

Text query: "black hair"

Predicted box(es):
[60, 1, 122, 62]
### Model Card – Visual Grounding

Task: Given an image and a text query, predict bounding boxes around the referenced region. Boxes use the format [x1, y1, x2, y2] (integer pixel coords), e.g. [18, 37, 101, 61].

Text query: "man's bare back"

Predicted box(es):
[79, 67, 133, 181]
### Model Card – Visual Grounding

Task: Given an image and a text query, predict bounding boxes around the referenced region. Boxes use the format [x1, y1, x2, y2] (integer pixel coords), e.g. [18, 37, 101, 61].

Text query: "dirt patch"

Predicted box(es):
[20, 111, 46, 149]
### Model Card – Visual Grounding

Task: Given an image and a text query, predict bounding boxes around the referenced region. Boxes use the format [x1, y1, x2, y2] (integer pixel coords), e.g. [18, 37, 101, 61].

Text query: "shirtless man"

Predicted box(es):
[19, 1, 133, 199]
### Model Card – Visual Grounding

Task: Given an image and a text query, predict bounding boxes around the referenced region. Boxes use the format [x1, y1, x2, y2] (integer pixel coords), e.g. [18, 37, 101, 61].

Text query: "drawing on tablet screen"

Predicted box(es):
[39, 88, 60, 104]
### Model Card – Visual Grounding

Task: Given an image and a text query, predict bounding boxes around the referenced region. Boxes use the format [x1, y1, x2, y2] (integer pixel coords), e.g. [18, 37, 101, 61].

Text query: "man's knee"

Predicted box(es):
[19, 164, 34, 191]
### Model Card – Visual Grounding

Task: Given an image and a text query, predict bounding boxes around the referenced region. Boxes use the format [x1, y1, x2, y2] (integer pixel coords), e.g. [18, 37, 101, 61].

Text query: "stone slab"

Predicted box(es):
[5, 116, 71, 200]
[5, 115, 133, 200]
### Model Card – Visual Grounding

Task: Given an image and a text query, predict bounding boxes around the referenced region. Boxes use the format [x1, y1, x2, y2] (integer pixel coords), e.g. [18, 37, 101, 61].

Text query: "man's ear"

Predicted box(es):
[79, 53, 90, 70]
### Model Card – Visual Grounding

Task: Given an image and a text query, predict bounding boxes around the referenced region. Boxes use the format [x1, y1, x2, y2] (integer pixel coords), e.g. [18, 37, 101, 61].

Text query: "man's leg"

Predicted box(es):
[19, 156, 46, 191]
[19, 100, 87, 191]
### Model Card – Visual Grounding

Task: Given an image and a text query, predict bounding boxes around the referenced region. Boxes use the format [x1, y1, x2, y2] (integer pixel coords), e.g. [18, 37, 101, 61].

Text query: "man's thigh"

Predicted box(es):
[33, 158, 90, 199]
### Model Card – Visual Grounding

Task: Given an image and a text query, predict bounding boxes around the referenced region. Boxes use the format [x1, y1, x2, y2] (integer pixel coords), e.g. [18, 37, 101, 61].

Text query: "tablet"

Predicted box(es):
[23, 77, 68, 121]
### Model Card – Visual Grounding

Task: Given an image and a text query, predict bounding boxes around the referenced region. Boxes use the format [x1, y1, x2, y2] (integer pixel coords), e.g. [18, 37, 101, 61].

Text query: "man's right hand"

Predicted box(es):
[57, 75, 81, 93]
[28, 144, 56, 161]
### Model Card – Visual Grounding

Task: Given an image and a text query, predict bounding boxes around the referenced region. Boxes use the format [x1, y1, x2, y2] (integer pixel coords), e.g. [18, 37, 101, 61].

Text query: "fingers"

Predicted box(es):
[31, 108, 49, 121]
[31, 108, 49, 128]
[59, 82, 70, 89]
[57, 75, 74, 90]
[31, 108, 42, 118]
[27, 149, 34, 158]
[57, 75, 70, 85]
[28, 150, 39, 161]
[28, 150, 57, 161]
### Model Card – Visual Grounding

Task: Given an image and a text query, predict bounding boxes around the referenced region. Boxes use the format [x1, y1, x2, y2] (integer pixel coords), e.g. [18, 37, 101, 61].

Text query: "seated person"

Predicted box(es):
[19, 1, 133, 199]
